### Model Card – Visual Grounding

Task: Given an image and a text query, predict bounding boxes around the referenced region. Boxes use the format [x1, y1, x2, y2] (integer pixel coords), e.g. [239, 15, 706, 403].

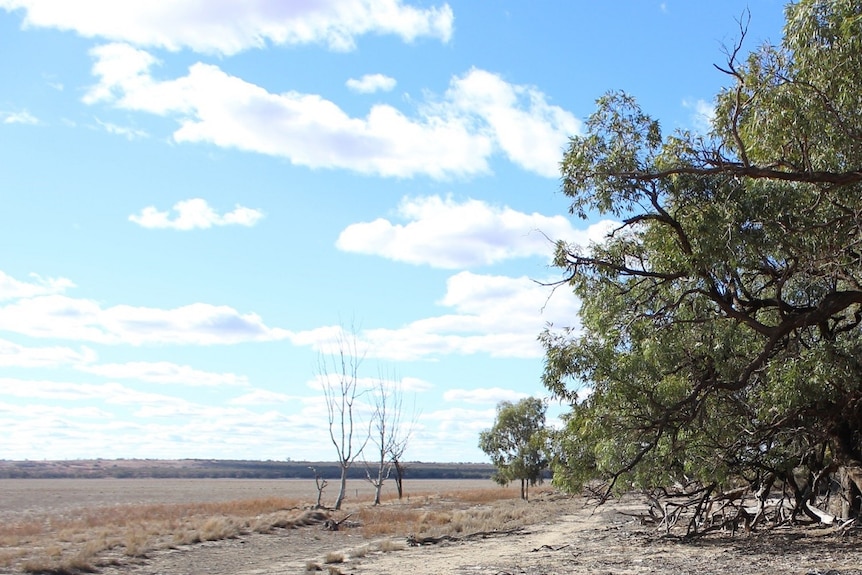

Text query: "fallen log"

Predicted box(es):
[406, 527, 524, 546]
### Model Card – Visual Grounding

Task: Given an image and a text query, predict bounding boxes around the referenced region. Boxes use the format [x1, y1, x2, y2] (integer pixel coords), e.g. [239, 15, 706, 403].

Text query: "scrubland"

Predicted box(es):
[5, 478, 862, 575]
[0, 478, 539, 574]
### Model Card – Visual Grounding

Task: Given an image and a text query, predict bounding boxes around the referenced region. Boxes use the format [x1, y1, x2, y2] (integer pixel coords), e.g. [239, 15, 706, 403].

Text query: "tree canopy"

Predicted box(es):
[479, 397, 549, 500]
[541, 0, 862, 523]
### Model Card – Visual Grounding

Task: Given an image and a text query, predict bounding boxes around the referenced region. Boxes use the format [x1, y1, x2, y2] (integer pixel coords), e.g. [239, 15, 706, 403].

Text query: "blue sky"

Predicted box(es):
[0, 1, 786, 463]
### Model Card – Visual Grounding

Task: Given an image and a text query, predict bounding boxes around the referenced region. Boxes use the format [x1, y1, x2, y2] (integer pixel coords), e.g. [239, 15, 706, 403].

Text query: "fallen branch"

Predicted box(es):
[530, 544, 570, 552]
[323, 513, 354, 531]
[407, 527, 524, 546]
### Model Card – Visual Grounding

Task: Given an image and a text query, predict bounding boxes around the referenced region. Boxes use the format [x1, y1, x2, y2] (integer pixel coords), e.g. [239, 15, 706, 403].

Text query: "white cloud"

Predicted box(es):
[346, 73, 397, 94]
[78, 361, 249, 386]
[129, 198, 263, 230]
[415, 406, 497, 456]
[338, 195, 616, 268]
[96, 118, 148, 139]
[0, 0, 454, 54]
[0, 294, 290, 345]
[0, 338, 96, 368]
[443, 387, 527, 405]
[83, 45, 579, 179]
[445, 68, 581, 177]
[0, 271, 74, 301]
[2, 110, 38, 124]
[290, 271, 581, 360]
[0, 377, 166, 403]
[229, 389, 294, 406]
[683, 98, 715, 133]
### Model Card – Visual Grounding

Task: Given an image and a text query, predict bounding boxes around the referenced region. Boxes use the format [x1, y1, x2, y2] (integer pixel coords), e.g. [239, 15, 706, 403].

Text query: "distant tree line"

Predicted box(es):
[0, 460, 495, 480]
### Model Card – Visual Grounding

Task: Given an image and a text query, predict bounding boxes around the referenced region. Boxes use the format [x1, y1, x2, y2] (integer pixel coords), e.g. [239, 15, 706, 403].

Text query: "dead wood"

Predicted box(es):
[322, 513, 354, 531]
[530, 544, 570, 552]
[406, 527, 524, 546]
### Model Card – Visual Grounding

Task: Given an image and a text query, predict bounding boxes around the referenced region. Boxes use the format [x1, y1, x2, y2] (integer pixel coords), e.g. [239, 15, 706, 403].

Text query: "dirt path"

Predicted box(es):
[100, 497, 862, 575]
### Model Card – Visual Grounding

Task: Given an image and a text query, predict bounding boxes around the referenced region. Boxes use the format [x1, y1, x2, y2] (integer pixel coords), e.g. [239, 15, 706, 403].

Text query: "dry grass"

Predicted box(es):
[356, 486, 547, 539]
[3, 496, 305, 574]
[2, 485, 553, 574]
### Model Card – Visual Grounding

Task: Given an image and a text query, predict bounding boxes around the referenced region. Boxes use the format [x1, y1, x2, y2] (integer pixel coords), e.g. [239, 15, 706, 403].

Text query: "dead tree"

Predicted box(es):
[319, 326, 368, 511]
[364, 370, 414, 505]
[309, 466, 328, 509]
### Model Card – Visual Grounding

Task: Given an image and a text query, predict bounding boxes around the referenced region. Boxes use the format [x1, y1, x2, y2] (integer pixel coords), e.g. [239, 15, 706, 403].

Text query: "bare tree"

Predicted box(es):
[308, 466, 328, 509]
[319, 327, 368, 510]
[389, 396, 416, 500]
[363, 370, 412, 505]
[364, 371, 417, 503]
[390, 439, 409, 500]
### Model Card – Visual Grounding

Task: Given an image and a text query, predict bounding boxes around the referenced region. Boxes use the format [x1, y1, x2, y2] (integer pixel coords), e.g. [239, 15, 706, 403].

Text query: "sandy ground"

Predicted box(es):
[4, 479, 862, 574]
[98, 495, 862, 575]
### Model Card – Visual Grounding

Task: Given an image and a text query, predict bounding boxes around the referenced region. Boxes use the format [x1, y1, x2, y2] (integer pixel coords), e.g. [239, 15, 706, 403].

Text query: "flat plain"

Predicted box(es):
[1, 477, 497, 519]
[3, 478, 862, 574]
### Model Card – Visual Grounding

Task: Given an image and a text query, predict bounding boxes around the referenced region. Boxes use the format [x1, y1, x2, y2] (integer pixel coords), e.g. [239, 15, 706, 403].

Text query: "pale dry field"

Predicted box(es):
[4, 478, 862, 575]
[0, 477, 500, 520]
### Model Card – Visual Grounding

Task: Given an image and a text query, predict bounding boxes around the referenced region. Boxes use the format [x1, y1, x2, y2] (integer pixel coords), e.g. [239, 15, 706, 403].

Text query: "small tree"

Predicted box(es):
[319, 327, 368, 510]
[308, 466, 328, 509]
[479, 397, 549, 501]
[390, 437, 410, 500]
[364, 371, 416, 504]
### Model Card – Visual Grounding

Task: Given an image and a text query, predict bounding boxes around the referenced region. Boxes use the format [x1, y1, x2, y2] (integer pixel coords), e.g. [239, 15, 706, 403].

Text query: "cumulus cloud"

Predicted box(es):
[0, 271, 74, 301]
[346, 73, 397, 94]
[337, 195, 617, 268]
[2, 110, 39, 124]
[78, 361, 249, 386]
[0, 294, 290, 345]
[0, 377, 168, 403]
[96, 118, 148, 139]
[0, 0, 454, 54]
[129, 198, 263, 230]
[0, 338, 96, 368]
[291, 270, 581, 360]
[683, 98, 715, 133]
[443, 387, 527, 404]
[444, 68, 581, 177]
[229, 389, 294, 405]
[416, 407, 497, 450]
[83, 45, 579, 179]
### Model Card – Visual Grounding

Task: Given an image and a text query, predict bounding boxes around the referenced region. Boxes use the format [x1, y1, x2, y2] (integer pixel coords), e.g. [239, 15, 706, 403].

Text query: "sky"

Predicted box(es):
[0, 0, 787, 463]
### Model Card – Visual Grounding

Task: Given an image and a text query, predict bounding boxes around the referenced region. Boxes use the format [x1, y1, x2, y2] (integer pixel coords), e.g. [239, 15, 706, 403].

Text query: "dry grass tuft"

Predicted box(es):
[376, 539, 405, 552]
[4, 484, 555, 574]
[5, 496, 304, 574]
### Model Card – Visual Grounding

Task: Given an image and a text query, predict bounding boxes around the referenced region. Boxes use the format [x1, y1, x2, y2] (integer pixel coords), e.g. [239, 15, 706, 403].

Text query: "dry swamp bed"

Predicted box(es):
[2, 479, 862, 574]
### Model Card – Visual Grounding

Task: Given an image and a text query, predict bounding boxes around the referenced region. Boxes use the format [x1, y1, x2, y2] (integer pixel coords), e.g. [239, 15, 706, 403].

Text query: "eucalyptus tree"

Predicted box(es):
[542, 0, 862, 520]
[479, 397, 549, 501]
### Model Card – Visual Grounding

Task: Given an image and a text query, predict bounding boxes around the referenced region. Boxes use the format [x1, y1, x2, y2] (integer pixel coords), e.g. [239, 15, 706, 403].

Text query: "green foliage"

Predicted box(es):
[478, 397, 549, 499]
[543, 0, 862, 502]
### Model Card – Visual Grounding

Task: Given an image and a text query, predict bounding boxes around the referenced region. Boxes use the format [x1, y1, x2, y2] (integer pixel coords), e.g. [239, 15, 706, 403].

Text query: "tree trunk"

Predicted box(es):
[830, 417, 862, 519]
[334, 465, 348, 510]
[373, 463, 384, 506]
[394, 460, 405, 499]
[520, 478, 527, 501]
[841, 465, 862, 519]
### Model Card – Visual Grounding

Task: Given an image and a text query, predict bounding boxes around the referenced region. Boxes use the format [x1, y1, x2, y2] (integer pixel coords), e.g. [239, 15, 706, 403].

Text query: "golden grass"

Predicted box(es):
[2, 485, 555, 574]
[3, 496, 304, 574]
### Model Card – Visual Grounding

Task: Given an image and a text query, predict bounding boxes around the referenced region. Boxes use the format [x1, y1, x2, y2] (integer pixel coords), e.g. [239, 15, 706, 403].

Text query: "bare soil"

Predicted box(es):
[4, 480, 862, 574]
[91, 495, 862, 575]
